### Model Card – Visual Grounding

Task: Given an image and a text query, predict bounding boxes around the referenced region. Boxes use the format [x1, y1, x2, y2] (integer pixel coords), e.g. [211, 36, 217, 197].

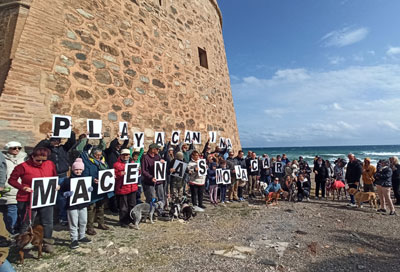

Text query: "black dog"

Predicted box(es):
[181, 204, 196, 221]
[169, 202, 181, 221]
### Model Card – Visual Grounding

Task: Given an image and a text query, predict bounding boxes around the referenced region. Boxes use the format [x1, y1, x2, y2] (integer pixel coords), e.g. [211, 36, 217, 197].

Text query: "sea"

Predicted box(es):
[242, 145, 400, 166]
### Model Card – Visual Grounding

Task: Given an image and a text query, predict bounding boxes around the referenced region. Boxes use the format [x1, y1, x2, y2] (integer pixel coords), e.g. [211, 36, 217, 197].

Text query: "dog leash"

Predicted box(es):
[23, 191, 33, 228]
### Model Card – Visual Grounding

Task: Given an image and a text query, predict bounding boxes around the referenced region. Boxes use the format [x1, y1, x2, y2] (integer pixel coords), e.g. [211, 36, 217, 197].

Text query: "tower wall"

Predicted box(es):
[0, 0, 241, 150]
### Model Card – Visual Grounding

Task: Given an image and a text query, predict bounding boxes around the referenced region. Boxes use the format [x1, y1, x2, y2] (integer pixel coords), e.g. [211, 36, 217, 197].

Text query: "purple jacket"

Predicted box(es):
[141, 153, 163, 186]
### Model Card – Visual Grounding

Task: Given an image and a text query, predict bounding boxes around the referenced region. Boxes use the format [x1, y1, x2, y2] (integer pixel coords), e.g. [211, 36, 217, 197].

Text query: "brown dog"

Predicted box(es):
[266, 189, 283, 206]
[347, 188, 378, 209]
[15, 225, 44, 264]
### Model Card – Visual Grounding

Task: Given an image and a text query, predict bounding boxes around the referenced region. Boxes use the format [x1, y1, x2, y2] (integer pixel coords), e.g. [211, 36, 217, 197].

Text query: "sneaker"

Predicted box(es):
[389, 211, 396, 216]
[97, 224, 110, 230]
[347, 203, 356, 207]
[306, 198, 310, 202]
[199, 205, 206, 209]
[193, 206, 205, 212]
[78, 237, 92, 243]
[377, 209, 387, 213]
[226, 200, 231, 204]
[70, 240, 79, 249]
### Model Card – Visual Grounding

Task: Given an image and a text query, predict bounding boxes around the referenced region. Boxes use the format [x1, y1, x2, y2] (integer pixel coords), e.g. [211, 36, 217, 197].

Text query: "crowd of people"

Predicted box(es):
[1, 133, 399, 269]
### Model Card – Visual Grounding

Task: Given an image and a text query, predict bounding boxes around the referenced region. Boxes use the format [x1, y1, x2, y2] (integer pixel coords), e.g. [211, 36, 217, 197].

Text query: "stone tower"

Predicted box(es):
[0, 0, 240, 150]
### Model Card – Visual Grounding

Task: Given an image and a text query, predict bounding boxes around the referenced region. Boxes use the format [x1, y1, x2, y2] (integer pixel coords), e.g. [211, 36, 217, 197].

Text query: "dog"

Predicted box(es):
[259, 181, 269, 197]
[169, 202, 182, 221]
[288, 182, 297, 202]
[15, 225, 44, 264]
[266, 189, 283, 206]
[130, 201, 164, 229]
[347, 188, 378, 209]
[327, 179, 346, 201]
[181, 203, 196, 221]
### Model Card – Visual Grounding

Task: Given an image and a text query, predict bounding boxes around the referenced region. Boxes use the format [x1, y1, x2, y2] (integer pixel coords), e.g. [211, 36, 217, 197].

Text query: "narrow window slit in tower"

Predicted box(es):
[198, 47, 208, 69]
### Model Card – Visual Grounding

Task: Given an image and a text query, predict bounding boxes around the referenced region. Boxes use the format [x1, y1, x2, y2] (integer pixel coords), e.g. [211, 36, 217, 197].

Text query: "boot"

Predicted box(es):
[43, 238, 55, 253]
[97, 224, 109, 230]
[86, 228, 97, 235]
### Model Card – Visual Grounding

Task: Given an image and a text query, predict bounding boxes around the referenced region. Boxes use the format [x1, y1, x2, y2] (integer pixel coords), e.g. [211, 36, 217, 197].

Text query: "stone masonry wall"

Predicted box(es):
[0, 0, 241, 151]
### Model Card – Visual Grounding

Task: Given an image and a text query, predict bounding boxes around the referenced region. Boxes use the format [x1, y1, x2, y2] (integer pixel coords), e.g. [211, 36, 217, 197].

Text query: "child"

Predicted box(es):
[208, 161, 218, 205]
[60, 158, 92, 249]
[219, 159, 228, 205]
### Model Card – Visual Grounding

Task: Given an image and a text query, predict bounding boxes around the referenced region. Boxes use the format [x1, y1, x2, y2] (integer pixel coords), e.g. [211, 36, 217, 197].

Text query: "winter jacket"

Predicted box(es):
[8, 159, 57, 202]
[188, 159, 206, 186]
[1, 151, 28, 205]
[297, 179, 311, 192]
[374, 166, 392, 187]
[265, 183, 281, 194]
[81, 151, 113, 203]
[141, 153, 162, 186]
[178, 142, 194, 163]
[248, 158, 260, 176]
[35, 131, 76, 175]
[59, 173, 91, 210]
[345, 159, 363, 184]
[114, 157, 138, 195]
[334, 165, 345, 181]
[104, 138, 129, 170]
[314, 163, 328, 182]
[226, 157, 236, 172]
[391, 163, 400, 182]
[235, 156, 246, 169]
[207, 164, 217, 186]
[362, 164, 376, 185]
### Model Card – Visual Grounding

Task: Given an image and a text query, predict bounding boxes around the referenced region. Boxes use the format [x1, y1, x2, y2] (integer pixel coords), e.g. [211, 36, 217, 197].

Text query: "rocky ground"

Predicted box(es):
[8, 195, 400, 272]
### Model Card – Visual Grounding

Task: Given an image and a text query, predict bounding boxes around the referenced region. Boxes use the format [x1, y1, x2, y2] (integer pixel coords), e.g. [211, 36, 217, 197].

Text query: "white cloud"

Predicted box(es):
[379, 120, 400, 131]
[232, 64, 400, 147]
[329, 56, 345, 65]
[321, 27, 369, 47]
[386, 47, 400, 57]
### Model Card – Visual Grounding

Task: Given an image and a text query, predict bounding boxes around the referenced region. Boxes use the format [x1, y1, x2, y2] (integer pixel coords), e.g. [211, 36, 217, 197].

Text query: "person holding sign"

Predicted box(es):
[8, 147, 58, 253]
[105, 132, 129, 171]
[187, 151, 207, 210]
[235, 151, 247, 201]
[141, 143, 165, 204]
[226, 151, 239, 202]
[218, 160, 229, 205]
[247, 152, 260, 199]
[113, 149, 138, 228]
[81, 148, 112, 235]
[169, 152, 186, 202]
[207, 161, 218, 205]
[60, 158, 92, 249]
[36, 130, 76, 225]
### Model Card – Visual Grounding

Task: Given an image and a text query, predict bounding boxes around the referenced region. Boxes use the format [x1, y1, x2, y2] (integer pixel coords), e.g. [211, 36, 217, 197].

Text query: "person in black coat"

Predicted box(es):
[313, 157, 328, 199]
[35, 130, 76, 224]
[390, 156, 400, 205]
[345, 153, 362, 206]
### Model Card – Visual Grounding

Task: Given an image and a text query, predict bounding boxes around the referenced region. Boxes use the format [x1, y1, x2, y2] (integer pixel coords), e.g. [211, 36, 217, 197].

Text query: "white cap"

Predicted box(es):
[121, 149, 131, 155]
[4, 141, 22, 150]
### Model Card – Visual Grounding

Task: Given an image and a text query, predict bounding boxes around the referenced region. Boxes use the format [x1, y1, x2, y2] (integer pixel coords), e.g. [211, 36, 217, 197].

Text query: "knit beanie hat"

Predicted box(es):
[72, 158, 85, 171]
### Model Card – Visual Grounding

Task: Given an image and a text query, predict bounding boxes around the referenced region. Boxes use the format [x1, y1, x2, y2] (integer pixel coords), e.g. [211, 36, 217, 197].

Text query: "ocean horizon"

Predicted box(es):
[242, 144, 400, 166]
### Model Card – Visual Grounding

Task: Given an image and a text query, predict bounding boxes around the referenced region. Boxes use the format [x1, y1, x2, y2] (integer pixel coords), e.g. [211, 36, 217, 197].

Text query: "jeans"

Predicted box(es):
[17, 201, 53, 239]
[56, 176, 68, 221]
[1, 204, 18, 234]
[238, 186, 244, 198]
[143, 183, 164, 204]
[348, 183, 357, 204]
[67, 208, 87, 241]
[220, 185, 227, 202]
[0, 260, 15, 272]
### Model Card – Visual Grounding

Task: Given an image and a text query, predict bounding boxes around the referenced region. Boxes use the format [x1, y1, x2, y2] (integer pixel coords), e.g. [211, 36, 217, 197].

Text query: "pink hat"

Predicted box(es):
[72, 158, 85, 171]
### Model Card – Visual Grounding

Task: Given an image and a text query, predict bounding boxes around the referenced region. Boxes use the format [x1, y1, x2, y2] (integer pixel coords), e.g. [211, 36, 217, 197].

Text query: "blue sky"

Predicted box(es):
[219, 0, 400, 147]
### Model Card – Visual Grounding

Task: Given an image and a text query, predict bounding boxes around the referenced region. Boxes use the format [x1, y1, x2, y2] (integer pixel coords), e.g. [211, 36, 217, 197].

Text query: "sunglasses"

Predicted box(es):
[11, 147, 22, 150]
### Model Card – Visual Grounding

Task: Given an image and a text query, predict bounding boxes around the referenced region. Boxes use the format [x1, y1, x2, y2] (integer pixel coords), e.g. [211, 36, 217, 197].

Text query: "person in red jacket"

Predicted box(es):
[8, 147, 57, 253]
[113, 149, 138, 228]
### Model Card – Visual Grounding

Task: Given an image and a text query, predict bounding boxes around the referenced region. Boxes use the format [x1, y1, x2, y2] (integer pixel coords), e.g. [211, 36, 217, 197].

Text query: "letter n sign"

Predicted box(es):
[31, 177, 59, 209]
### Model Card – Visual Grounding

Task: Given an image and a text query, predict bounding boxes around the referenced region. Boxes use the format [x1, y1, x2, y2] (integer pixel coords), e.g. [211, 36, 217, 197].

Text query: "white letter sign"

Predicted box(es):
[219, 137, 226, 149]
[31, 177, 59, 209]
[124, 163, 140, 185]
[192, 132, 201, 145]
[234, 165, 242, 179]
[70, 177, 92, 206]
[52, 115, 71, 138]
[241, 169, 248, 181]
[154, 132, 165, 146]
[251, 159, 259, 172]
[171, 131, 180, 145]
[275, 162, 284, 173]
[133, 132, 144, 148]
[209, 131, 217, 143]
[119, 122, 129, 140]
[184, 131, 192, 144]
[171, 160, 187, 178]
[155, 161, 167, 181]
[87, 119, 102, 139]
[216, 169, 223, 184]
[197, 159, 207, 176]
[98, 169, 115, 194]
[222, 170, 231, 184]
[263, 158, 270, 169]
